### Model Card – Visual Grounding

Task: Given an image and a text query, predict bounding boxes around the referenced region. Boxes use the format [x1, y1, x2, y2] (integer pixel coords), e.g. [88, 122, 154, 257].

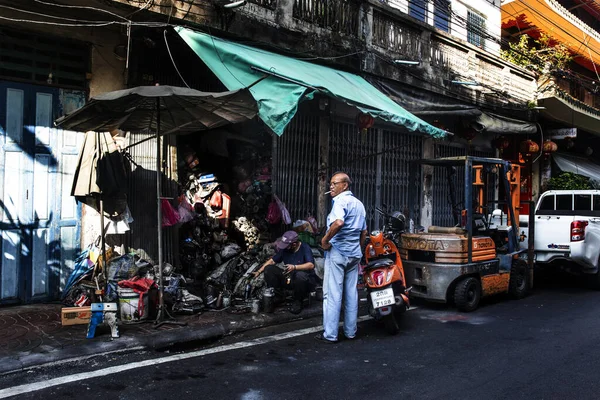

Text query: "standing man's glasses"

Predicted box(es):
[330, 181, 344, 186]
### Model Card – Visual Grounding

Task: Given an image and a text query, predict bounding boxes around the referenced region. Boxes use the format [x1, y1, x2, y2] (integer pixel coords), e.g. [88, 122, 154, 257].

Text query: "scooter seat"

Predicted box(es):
[365, 258, 394, 269]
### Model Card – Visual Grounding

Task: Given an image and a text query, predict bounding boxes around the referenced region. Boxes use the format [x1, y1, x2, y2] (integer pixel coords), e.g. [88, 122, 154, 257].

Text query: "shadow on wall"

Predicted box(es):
[0, 199, 71, 304]
[120, 164, 179, 267]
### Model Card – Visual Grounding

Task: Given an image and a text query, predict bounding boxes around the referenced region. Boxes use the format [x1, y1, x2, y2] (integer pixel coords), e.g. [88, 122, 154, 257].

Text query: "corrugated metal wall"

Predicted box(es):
[273, 106, 424, 232]
[329, 121, 379, 228]
[431, 143, 495, 226]
[380, 128, 423, 225]
[329, 123, 423, 230]
[123, 132, 178, 266]
[272, 108, 320, 222]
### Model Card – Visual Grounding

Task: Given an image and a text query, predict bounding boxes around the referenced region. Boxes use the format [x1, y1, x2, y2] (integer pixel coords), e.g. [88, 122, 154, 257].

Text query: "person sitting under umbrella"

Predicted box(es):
[253, 231, 317, 314]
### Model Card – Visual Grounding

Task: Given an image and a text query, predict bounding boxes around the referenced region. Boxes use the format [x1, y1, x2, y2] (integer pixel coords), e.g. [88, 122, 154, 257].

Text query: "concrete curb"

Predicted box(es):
[0, 306, 323, 376]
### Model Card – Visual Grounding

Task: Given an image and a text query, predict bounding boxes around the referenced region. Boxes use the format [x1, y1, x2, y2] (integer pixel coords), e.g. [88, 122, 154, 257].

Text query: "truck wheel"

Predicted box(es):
[454, 277, 481, 312]
[589, 263, 600, 290]
[383, 313, 400, 335]
[509, 259, 529, 299]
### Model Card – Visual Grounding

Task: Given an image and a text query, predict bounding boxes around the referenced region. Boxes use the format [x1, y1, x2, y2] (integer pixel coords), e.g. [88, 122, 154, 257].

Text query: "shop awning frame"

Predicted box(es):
[553, 152, 600, 187]
[175, 27, 447, 138]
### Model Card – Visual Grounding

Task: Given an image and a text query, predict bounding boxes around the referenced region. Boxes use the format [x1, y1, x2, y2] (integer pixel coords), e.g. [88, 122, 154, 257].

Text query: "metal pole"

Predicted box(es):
[97, 131, 108, 290]
[99, 197, 107, 285]
[156, 97, 164, 321]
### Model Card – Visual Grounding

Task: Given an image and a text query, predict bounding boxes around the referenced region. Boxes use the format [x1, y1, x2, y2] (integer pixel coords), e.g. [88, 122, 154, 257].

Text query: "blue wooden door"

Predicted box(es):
[0, 81, 83, 304]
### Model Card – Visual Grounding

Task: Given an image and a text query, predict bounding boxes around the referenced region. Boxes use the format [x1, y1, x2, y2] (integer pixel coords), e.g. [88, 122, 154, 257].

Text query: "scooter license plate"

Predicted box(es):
[371, 288, 395, 309]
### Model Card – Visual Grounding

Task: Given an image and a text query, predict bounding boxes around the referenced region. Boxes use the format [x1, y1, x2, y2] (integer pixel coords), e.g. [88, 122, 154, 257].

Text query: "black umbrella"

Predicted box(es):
[56, 85, 258, 324]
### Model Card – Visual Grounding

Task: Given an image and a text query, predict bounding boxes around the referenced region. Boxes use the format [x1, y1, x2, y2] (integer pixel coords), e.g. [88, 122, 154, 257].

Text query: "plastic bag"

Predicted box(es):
[274, 195, 292, 225]
[161, 199, 180, 227]
[177, 197, 195, 224]
[210, 190, 223, 209]
[307, 215, 319, 233]
[266, 199, 281, 224]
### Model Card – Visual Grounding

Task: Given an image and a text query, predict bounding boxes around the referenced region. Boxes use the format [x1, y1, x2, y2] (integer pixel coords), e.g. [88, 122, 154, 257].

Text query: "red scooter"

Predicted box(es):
[363, 208, 410, 334]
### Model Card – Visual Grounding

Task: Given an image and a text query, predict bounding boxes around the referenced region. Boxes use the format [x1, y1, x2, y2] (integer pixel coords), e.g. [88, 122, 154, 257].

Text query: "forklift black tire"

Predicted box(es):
[509, 260, 529, 299]
[454, 277, 481, 312]
[383, 313, 400, 335]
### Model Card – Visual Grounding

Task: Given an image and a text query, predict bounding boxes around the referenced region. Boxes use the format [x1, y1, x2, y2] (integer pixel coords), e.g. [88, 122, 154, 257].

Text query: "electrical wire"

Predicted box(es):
[0, 14, 121, 27]
[0, 4, 116, 24]
[32, 0, 129, 21]
[125, 0, 154, 18]
[164, 29, 191, 88]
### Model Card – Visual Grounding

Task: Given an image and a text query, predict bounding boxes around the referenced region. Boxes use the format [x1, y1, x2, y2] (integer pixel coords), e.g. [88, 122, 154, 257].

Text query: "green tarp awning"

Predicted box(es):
[176, 27, 447, 138]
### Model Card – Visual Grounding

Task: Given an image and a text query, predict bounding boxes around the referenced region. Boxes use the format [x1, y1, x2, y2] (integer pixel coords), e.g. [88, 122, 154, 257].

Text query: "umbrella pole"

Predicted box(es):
[155, 98, 186, 327]
[99, 196, 107, 289]
[156, 99, 165, 322]
[97, 131, 107, 300]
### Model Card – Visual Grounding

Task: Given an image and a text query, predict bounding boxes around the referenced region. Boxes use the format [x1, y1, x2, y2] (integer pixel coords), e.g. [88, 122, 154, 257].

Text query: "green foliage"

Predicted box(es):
[547, 172, 592, 190]
[501, 34, 573, 76]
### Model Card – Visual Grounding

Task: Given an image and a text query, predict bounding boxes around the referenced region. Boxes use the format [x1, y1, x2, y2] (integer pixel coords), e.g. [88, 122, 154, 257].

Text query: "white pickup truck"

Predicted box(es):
[524, 190, 600, 283]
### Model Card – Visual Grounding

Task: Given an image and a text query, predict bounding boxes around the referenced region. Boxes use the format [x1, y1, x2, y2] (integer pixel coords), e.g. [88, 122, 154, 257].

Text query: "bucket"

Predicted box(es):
[118, 287, 148, 321]
[263, 287, 275, 313]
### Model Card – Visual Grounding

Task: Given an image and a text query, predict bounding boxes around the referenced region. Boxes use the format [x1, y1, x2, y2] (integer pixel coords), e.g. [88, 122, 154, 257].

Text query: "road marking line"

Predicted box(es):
[0, 316, 370, 399]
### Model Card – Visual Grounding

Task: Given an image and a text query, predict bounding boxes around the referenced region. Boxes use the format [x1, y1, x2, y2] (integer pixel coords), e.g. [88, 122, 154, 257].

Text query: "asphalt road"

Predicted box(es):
[2, 276, 600, 400]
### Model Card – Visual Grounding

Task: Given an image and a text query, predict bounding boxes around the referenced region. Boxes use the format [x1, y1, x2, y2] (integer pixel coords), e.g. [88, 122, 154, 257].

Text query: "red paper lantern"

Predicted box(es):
[356, 112, 375, 134]
[542, 140, 558, 155]
[461, 127, 477, 142]
[520, 139, 539, 157]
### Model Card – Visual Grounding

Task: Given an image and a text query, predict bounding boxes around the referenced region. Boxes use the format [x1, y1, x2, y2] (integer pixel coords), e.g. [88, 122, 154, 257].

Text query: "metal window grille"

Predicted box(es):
[0, 27, 89, 89]
[467, 10, 486, 49]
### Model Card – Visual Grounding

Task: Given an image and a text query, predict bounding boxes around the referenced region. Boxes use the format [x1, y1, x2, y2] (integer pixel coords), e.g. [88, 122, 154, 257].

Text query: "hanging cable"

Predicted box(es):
[164, 29, 191, 88]
[32, 0, 129, 21]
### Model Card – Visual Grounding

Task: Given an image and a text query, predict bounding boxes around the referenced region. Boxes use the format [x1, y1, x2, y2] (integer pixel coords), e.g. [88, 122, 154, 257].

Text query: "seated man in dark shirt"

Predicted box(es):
[253, 230, 316, 314]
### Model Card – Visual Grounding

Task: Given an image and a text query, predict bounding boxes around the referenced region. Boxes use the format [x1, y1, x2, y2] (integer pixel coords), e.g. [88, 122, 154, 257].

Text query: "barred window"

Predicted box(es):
[467, 10, 486, 49]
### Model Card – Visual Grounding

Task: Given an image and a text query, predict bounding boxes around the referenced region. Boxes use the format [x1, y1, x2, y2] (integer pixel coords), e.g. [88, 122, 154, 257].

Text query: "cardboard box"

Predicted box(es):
[61, 306, 92, 326]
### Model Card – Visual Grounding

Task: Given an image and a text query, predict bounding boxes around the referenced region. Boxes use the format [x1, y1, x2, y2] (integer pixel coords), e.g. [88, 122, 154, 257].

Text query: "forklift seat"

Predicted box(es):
[428, 226, 466, 234]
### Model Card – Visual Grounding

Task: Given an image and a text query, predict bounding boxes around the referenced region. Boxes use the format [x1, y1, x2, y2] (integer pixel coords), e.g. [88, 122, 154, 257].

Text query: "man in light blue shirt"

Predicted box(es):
[317, 172, 367, 343]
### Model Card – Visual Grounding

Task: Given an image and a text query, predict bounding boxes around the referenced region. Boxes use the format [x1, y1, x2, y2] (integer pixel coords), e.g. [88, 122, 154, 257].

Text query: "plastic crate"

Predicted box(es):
[298, 231, 318, 247]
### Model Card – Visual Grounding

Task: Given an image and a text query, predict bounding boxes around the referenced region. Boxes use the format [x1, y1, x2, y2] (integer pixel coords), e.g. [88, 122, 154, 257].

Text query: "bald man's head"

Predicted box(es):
[329, 172, 351, 197]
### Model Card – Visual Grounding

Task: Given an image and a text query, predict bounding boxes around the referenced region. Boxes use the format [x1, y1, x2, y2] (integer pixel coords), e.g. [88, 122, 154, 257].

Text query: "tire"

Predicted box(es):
[587, 256, 600, 290]
[383, 313, 400, 335]
[454, 277, 481, 312]
[509, 259, 529, 299]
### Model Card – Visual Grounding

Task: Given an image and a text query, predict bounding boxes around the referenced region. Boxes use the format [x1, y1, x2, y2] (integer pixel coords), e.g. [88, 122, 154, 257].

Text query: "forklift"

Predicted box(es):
[401, 156, 534, 312]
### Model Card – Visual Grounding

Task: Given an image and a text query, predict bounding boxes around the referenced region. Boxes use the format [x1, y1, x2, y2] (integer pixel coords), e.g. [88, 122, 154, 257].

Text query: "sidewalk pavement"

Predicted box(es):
[0, 298, 325, 376]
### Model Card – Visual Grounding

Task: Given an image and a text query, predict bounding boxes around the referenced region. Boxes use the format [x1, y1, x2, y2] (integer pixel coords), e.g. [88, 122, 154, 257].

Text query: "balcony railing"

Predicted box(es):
[555, 76, 600, 111]
[208, 0, 537, 106]
[548, 0, 600, 49]
[248, 0, 277, 9]
[292, 0, 360, 35]
[372, 10, 422, 57]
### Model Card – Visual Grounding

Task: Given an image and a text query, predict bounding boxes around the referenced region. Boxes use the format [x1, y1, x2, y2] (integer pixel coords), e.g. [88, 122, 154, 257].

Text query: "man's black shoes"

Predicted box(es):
[314, 333, 338, 344]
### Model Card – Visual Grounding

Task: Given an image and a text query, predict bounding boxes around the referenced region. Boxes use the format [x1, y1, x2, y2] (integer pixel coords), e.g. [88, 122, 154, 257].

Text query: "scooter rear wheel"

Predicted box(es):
[383, 313, 400, 335]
